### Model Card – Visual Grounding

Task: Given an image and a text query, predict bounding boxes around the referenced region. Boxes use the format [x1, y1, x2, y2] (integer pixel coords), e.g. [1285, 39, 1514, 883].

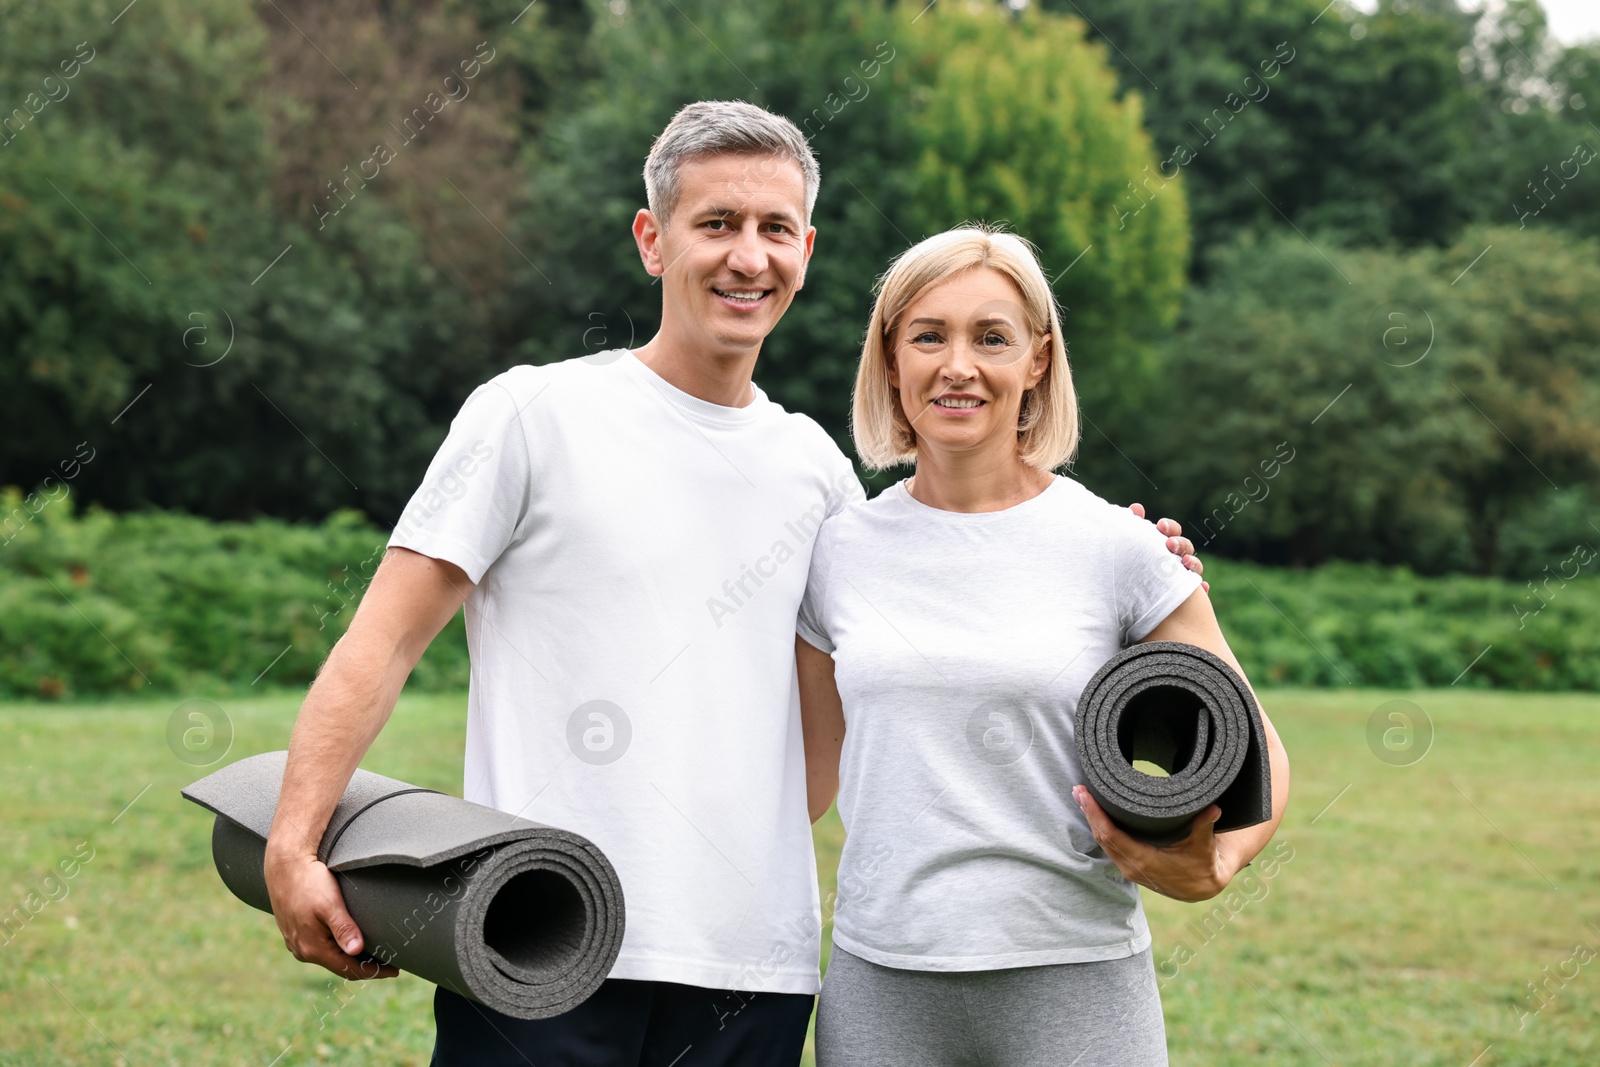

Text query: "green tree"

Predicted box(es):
[516, 0, 1189, 496]
[0, 0, 528, 522]
[1141, 225, 1600, 575]
[894, 2, 1189, 487]
[1046, 0, 1480, 261]
[1458, 0, 1600, 241]
[1443, 226, 1600, 571]
[1054, 0, 1600, 257]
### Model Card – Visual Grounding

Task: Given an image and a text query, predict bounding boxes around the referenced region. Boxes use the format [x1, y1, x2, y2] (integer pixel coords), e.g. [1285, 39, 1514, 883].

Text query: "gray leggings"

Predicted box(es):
[815, 945, 1168, 1067]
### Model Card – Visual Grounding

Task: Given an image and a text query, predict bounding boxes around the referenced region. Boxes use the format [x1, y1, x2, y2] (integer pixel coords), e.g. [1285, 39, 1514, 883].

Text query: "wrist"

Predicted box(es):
[1214, 840, 1250, 885]
[264, 833, 319, 867]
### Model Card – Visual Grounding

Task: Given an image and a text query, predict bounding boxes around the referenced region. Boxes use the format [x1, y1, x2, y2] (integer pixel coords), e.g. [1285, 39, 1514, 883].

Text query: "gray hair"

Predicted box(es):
[643, 100, 821, 227]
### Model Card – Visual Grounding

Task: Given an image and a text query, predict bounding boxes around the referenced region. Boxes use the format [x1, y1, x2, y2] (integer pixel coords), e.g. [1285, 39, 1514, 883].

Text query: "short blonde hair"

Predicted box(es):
[852, 225, 1079, 472]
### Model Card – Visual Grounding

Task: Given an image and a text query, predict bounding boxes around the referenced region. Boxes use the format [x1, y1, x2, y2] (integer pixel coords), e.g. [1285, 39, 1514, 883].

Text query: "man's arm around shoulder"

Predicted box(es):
[262, 547, 473, 980]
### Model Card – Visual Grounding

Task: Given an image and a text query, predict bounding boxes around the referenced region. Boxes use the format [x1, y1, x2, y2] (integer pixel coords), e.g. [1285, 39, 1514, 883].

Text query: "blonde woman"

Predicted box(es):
[797, 226, 1290, 1066]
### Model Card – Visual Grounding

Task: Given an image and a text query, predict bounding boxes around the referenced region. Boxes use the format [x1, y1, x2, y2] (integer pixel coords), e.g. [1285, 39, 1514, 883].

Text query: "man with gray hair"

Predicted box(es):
[261, 99, 1202, 1065]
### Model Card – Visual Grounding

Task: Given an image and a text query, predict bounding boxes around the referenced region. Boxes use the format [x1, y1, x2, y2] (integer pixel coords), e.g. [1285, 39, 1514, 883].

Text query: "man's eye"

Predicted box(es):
[706, 218, 729, 230]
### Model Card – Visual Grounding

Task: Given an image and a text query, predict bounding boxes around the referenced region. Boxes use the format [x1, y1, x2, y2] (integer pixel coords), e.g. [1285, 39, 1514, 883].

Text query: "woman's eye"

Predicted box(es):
[911, 332, 942, 345]
[982, 333, 1010, 347]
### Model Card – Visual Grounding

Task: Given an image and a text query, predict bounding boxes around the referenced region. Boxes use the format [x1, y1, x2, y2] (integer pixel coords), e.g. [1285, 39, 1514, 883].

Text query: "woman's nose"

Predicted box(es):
[941, 336, 982, 378]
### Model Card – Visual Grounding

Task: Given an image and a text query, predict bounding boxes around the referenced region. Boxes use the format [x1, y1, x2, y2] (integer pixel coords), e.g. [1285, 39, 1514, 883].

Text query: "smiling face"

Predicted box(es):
[634, 152, 815, 361]
[887, 266, 1050, 464]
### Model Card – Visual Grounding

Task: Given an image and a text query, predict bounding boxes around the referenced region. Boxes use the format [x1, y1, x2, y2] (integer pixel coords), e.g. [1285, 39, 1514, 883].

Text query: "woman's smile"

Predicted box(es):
[930, 393, 987, 414]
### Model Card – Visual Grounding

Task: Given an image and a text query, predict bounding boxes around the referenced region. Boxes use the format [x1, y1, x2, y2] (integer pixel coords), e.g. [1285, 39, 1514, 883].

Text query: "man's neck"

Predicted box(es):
[632, 334, 758, 408]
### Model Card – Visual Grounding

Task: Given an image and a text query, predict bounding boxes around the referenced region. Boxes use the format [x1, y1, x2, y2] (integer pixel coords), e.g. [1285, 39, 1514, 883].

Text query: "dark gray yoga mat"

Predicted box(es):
[181, 751, 624, 1020]
[1074, 641, 1271, 846]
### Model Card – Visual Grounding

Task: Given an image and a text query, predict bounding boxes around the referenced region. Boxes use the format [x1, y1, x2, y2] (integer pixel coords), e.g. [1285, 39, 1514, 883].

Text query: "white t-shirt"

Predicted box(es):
[797, 476, 1202, 971]
[388, 349, 862, 994]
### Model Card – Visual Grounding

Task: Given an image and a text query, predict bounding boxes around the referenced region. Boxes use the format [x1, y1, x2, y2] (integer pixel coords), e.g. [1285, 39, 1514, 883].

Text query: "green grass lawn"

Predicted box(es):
[2, 687, 1596, 1066]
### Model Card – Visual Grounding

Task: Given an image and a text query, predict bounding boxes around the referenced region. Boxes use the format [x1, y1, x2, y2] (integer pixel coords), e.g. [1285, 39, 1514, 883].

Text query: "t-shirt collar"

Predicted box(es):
[615, 349, 767, 426]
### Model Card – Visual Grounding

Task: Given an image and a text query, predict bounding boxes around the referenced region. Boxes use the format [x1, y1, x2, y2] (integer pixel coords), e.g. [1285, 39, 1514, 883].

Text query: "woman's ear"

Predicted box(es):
[885, 335, 901, 390]
[1027, 333, 1051, 389]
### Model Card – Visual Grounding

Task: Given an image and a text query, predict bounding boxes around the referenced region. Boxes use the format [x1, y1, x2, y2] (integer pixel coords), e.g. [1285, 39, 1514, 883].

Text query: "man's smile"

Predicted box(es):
[712, 287, 773, 309]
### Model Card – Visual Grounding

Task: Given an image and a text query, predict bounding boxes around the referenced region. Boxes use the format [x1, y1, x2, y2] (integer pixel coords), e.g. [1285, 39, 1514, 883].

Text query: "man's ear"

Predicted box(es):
[633, 208, 665, 278]
[794, 224, 818, 291]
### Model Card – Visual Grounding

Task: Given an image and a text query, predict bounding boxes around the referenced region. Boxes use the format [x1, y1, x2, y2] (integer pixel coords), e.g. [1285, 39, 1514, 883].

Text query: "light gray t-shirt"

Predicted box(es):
[797, 475, 1203, 971]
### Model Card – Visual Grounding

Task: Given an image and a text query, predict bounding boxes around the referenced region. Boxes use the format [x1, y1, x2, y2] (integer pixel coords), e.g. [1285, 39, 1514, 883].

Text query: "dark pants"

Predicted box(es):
[429, 979, 816, 1067]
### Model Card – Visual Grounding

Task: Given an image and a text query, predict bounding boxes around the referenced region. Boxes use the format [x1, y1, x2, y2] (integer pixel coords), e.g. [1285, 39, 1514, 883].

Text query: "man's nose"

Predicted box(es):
[725, 221, 769, 277]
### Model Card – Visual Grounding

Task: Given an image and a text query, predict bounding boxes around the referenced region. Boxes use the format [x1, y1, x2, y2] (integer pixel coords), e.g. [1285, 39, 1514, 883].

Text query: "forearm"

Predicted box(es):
[807, 764, 839, 825]
[1136, 587, 1293, 890]
[265, 629, 414, 861]
[796, 636, 845, 824]
[803, 708, 842, 824]
[1216, 712, 1291, 878]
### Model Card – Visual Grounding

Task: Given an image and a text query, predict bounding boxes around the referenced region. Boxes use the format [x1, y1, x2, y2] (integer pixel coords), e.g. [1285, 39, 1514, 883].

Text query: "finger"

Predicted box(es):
[322, 900, 366, 958]
[1202, 580, 1211, 593]
[313, 899, 397, 977]
[327, 953, 400, 981]
[1157, 517, 1183, 538]
[1073, 788, 1137, 872]
[303, 930, 400, 981]
[1180, 804, 1223, 849]
[1129, 502, 1145, 518]
[1169, 535, 1194, 557]
[1075, 788, 1182, 895]
[1073, 784, 1107, 829]
[1072, 785, 1112, 841]
[352, 955, 402, 980]
[1074, 788, 1146, 860]
[1183, 554, 1205, 576]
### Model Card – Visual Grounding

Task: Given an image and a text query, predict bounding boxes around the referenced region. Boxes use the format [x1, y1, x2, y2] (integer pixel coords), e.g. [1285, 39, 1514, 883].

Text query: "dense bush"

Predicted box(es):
[1205, 557, 1600, 691]
[1, 491, 1593, 699]
[0, 488, 467, 700]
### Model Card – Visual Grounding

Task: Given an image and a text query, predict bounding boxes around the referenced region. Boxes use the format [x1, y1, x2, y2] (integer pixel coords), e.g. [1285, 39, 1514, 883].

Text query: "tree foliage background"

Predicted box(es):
[3, 0, 1598, 579]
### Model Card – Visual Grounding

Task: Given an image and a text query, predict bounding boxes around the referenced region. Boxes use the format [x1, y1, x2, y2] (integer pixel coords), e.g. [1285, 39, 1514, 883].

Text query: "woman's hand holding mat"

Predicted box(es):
[1069, 587, 1292, 903]
[1073, 786, 1236, 903]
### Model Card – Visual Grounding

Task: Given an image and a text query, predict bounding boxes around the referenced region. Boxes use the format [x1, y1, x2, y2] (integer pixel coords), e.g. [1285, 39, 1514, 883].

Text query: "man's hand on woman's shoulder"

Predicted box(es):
[1128, 502, 1208, 593]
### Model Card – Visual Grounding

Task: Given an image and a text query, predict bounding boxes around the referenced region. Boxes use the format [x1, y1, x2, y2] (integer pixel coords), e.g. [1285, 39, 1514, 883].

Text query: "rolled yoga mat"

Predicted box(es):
[1074, 641, 1272, 847]
[181, 751, 624, 1020]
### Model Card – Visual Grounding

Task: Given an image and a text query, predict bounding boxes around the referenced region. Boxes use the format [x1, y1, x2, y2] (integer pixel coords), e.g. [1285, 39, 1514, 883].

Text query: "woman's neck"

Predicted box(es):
[907, 447, 1054, 513]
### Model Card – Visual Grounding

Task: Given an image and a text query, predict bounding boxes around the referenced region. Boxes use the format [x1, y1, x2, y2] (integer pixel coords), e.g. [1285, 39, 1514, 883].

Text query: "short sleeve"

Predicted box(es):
[825, 454, 867, 519]
[796, 519, 838, 654]
[387, 377, 533, 584]
[1113, 509, 1204, 645]
[803, 424, 866, 522]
